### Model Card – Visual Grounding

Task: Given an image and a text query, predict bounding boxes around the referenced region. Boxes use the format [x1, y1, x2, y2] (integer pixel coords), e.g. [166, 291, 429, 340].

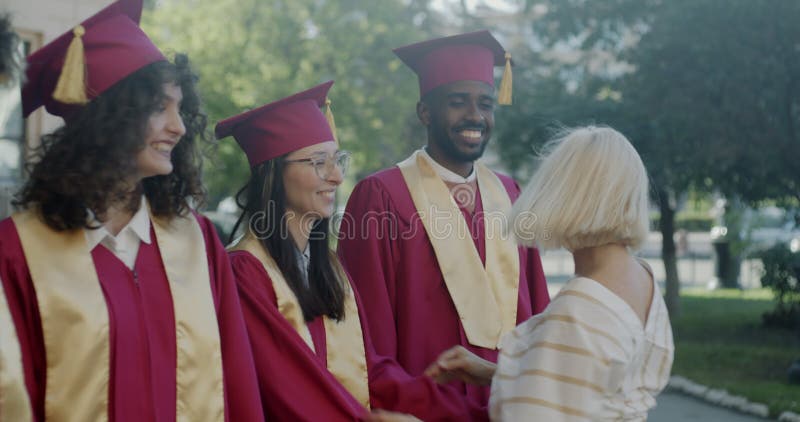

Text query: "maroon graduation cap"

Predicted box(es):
[393, 29, 513, 104]
[215, 81, 338, 167]
[22, 0, 166, 118]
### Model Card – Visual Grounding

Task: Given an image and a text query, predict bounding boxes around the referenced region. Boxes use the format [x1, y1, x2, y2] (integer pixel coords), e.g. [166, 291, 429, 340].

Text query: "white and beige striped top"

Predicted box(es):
[489, 275, 674, 421]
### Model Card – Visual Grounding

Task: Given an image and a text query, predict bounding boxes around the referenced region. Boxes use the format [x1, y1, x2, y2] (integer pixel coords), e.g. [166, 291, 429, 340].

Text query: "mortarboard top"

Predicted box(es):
[22, 0, 166, 118]
[215, 80, 338, 167]
[393, 29, 513, 104]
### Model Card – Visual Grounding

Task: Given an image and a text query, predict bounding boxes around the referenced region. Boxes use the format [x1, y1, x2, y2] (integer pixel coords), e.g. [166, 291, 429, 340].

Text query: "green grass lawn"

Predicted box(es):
[672, 288, 800, 417]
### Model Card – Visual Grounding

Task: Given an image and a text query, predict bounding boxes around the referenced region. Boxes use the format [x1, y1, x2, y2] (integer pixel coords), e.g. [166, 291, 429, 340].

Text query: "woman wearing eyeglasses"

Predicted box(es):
[216, 81, 485, 421]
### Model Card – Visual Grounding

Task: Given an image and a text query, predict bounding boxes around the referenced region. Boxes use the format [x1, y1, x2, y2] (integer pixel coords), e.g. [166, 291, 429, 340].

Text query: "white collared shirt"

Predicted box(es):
[295, 243, 311, 288]
[85, 196, 152, 270]
[420, 148, 477, 184]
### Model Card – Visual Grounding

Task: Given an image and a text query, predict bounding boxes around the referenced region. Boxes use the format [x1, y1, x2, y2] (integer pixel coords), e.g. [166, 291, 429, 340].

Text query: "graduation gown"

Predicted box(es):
[338, 166, 551, 406]
[230, 249, 488, 421]
[0, 213, 263, 422]
[0, 282, 32, 420]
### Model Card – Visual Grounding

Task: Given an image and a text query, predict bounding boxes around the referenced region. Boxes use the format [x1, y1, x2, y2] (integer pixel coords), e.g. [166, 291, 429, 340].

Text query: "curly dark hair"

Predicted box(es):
[14, 53, 209, 230]
[230, 159, 346, 322]
[0, 13, 23, 82]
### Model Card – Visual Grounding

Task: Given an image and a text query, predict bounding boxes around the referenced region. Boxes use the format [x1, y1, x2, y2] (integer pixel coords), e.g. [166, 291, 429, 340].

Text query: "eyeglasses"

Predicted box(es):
[285, 150, 351, 180]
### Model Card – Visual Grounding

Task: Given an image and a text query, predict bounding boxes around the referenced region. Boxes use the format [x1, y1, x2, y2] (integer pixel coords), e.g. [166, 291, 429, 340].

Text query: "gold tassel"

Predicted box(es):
[325, 98, 338, 145]
[497, 52, 512, 106]
[53, 25, 89, 105]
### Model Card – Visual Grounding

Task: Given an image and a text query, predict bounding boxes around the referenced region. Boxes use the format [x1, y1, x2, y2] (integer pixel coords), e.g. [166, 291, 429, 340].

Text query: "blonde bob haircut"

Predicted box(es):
[511, 126, 650, 252]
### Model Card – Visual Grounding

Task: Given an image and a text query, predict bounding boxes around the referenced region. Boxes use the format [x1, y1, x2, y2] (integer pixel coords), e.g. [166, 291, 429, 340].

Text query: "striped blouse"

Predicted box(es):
[489, 276, 674, 421]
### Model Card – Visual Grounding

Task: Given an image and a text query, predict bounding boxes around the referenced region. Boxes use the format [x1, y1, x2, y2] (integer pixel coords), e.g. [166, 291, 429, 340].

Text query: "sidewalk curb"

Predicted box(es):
[668, 375, 771, 418]
[668, 375, 800, 421]
[779, 412, 800, 422]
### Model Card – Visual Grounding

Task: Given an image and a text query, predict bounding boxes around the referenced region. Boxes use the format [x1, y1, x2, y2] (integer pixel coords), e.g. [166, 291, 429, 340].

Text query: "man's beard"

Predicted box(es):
[431, 121, 489, 162]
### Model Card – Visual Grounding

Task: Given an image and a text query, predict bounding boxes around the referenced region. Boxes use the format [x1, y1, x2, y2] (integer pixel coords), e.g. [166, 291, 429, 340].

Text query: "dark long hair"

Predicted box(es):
[14, 53, 208, 230]
[231, 158, 346, 322]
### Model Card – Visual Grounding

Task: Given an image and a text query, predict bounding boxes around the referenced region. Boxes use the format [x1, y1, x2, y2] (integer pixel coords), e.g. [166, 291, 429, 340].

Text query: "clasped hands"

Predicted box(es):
[423, 345, 497, 386]
[365, 345, 496, 421]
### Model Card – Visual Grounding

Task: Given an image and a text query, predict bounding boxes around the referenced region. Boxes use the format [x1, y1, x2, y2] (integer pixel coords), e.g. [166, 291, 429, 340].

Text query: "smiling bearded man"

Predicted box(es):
[338, 30, 551, 410]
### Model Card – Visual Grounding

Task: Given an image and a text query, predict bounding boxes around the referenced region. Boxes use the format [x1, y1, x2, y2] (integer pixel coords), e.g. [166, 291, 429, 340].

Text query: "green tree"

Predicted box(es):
[620, 0, 800, 298]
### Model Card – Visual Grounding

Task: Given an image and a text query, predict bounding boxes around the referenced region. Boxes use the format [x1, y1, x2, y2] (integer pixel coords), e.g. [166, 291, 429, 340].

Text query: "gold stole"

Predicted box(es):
[397, 151, 520, 349]
[11, 209, 225, 422]
[0, 279, 33, 421]
[230, 235, 370, 409]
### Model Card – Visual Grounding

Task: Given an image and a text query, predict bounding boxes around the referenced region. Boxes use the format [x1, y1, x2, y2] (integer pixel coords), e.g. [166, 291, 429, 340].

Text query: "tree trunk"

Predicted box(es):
[658, 188, 681, 319]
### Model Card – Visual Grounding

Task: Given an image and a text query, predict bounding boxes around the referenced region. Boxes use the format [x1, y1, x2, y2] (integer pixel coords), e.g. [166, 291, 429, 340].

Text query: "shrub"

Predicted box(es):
[758, 244, 800, 329]
[650, 215, 714, 232]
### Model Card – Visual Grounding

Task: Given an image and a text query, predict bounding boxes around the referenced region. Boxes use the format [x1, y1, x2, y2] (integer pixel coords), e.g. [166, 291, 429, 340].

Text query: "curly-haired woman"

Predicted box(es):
[0, 1, 262, 421]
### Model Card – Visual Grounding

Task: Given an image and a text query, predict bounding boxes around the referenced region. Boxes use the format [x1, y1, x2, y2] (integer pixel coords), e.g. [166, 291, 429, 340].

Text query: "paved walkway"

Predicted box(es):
[650, 390, 771, 421]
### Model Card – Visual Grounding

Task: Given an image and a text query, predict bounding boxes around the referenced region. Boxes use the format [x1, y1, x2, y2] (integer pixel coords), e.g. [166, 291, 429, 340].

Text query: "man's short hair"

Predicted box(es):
[511, 126, 650, 251]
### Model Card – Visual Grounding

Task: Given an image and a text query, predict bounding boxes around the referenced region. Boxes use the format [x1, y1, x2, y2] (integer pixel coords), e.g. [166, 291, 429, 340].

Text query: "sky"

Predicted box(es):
[429, 0, 519, 15]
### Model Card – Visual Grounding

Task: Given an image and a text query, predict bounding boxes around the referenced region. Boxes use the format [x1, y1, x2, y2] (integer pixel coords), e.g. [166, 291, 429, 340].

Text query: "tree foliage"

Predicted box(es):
[759, 244, 800, 329]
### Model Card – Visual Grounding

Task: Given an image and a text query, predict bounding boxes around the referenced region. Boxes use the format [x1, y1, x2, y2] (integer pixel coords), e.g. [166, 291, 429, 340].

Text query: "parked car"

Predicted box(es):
[790, 236, 800, 253]
[710, 206, 800, 253]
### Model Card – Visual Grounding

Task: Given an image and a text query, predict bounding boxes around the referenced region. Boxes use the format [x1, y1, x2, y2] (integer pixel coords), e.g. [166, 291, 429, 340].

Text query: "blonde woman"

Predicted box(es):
[426, 126, 674, 421]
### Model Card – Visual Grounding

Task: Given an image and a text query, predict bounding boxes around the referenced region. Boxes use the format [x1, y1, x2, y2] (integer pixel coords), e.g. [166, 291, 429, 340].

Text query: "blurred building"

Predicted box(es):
[0, 0, 112, 218]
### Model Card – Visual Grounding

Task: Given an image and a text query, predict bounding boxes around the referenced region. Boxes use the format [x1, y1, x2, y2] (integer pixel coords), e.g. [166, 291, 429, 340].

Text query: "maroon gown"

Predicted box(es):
[338, 167, 551, 407]
[230, 250, 488, 421]
[0, 214, 263, 422]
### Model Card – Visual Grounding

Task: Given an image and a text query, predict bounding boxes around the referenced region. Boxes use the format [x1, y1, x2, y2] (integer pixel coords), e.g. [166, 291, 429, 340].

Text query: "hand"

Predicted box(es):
[365, 409, 422, 422]
[423, 345, 496, 386]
